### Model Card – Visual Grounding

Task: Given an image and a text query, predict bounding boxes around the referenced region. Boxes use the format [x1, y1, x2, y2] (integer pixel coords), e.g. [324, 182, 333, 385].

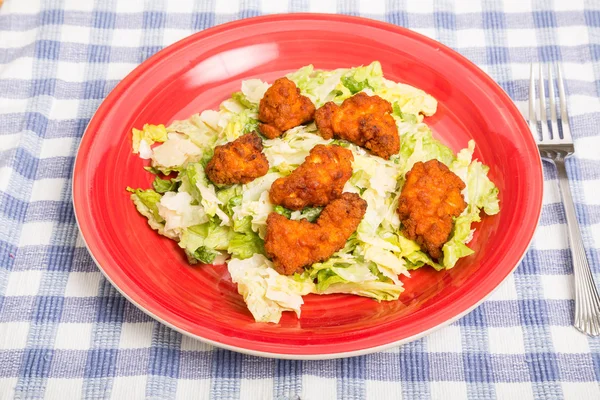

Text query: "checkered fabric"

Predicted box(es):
[1, 0, 599, 399]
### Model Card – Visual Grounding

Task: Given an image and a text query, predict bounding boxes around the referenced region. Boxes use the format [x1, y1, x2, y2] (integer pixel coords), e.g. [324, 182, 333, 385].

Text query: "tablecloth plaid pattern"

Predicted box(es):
[1, 0, 599, 399]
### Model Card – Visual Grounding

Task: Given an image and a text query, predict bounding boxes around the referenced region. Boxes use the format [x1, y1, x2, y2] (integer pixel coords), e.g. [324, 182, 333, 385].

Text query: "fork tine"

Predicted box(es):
[557, 64, 572, 141]
[548, 64, 560, 139]
[538, 64, 551, 141]
[529, 64, 538, 138]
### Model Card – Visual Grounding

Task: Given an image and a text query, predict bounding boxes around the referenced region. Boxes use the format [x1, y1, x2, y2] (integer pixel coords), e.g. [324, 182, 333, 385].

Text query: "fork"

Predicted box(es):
[528, 63, 600, 336]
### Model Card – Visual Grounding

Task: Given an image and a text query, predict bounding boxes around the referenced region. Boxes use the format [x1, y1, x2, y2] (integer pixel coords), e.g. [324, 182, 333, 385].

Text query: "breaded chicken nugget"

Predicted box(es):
[258, 77, 316, 139]
[269, 144, 354, 210]
[205, 133, 269, 185]
[314, 92, 400, 159]
[397, 159, 467, 260]
[265, 193, 367, 275]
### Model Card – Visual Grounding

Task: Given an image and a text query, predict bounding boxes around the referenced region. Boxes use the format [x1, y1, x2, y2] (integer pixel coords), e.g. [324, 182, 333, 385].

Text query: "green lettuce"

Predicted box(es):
[151, 133, 204, 172]
[156, 191, 208, 239]
[127, 188, 164, 232]
[179, 220, 230, 264]
[152, 176, 178, 193]
[223, 109, 259, 142]
[392, 102, 418, 124]
[132, 124, 168, 157]
[274, 205, 292, 219]
[309, 255, 403, 301]
[335, 61, 384, 101]
[399, 125, 455, 175]
[440, 140, 500, 269]
[232, 92, 256, 109]
[289, 207, 322, 222]
[216, 185, 243, 217]
[286, 65, 348, 107]
[227, 254, 315, 323]
[376, 78, 437, 117]
[228, 216, 265, 260]
[166, 114, 218, 150]
[180, 163, 230, 225]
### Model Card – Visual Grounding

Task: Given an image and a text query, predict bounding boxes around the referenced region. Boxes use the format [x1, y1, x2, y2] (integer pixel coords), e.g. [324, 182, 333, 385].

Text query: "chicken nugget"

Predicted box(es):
[314, 92, 400, 159]
[258, 77, 316, 139]
[397, 159, 467, 260]
[269, 144, 353, 210]
[265, 193, 368, 275]
[205, 133, 269, 185]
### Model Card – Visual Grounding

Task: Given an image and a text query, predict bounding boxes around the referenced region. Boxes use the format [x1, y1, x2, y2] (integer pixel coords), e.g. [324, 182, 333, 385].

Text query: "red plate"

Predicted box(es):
[73, 14, 543, 358]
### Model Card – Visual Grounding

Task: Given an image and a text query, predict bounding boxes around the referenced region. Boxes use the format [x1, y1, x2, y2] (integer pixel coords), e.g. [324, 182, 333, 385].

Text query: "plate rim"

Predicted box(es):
[72, 13, 544, 359]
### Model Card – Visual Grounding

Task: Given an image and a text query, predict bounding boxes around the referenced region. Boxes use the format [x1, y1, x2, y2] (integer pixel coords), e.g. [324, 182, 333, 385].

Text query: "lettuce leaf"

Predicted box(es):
[377, 78, 437, 118]
[152, 176, 178, 193]
[179, 220, 230, 263]
[180, 163, 230, 226]
[151, 133, 204, 171]
[274, 205, 292, 219]
[309, 255, 403, 301]
[157, 191, 208, 239]
[166, 114, 219, 150]
[223, 109, 259, 142]
[228, 216, 265, 259]
[289, 207, 322, 222]
[399, 125, 455, 175]
[132, 124, 168, 158]
[227, 254, 315, 323]
[287, 65, 348, 107]
[127, 188, 165, 233]
[234, 79, 270, 108]
[228, 230, 264, 260]
[338, 61, 384, 98]
[439, 140, 500, 269]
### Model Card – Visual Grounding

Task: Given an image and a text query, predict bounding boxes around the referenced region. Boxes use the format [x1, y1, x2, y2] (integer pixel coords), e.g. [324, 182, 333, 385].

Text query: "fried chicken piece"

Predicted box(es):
[205, 133, 269, 185]
[397, 159, 467, 260]
[258, 77, 316, 139]
[265, 193, 368, 275]
[269, 144, 353, 210]
[314, 92, 400, 159]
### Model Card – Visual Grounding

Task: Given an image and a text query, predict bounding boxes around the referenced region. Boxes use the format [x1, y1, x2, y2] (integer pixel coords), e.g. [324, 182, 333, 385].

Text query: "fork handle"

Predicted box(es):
[555, 159, 600, 336]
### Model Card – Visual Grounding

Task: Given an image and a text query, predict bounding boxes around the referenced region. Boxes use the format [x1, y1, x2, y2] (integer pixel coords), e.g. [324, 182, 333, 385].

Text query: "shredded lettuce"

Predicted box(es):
[152, 176, 178, 193]
[238, 79, 270, 106]
[151, 133, 204, 171]
[274, 205, 292, 219]
[311, 256, 402, 301]
[227, 254, 315, 323]
[127, 188, 165, 233]
[166, 114, 219, 151]
[157, 191, 208, 239]
[399, 124, 455, 175]
[132, 124, 168, 158]
[228, 216, 265, 260]
[223, 109, 259, 143]
[179, 220, 229, 263]
[180, 163, 230, 225]
[290, 207, 322, 222]
[441, 140, 500, 269]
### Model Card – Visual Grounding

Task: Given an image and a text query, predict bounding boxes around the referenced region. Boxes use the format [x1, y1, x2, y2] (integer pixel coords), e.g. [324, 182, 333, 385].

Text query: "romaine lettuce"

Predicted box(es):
[157, 191, 208, 239]
[227, 254, 315, 323]
[127, 188, 165, 233]
[132, 124, 168, 158]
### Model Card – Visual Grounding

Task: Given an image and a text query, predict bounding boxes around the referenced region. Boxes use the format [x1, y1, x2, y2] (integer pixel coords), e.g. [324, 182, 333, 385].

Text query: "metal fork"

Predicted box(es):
[529, 64, 600, 336]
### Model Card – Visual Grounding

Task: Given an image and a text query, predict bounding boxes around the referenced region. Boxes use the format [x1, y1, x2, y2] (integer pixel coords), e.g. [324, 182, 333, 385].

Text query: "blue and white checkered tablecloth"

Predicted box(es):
[1, 0, 599, 399]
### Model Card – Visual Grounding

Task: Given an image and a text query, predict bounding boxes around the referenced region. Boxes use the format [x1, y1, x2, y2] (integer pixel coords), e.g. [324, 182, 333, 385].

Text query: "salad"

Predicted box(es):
[127, 62, 500, 323]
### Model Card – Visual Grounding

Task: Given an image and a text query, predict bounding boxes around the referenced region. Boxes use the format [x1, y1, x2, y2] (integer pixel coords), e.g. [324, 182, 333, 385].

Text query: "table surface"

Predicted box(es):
[1, 1, 599, 399]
